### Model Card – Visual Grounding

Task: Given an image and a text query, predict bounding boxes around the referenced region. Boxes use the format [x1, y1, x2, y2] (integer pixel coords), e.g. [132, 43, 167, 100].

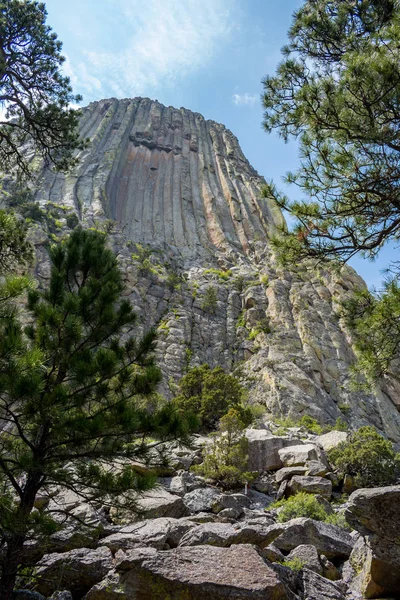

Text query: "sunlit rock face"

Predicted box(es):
[31, 98, 400, 440]
[36, 97, 284, 261]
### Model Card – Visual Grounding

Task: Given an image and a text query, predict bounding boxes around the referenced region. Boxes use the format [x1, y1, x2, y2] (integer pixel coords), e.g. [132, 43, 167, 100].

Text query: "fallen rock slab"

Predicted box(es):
[183, 487, 220, 513]
[287, 476, 332, 499]
[34, 546, 113, 598]
[246, 430, 302, 472]
[346, 486, 400, 597]
[278, 444, 320, 467]
[178, 521, 284, 549]
[302, 568, 346, 600]
[87, 544, 289, 600]
[316, 430, 348, 451]
[100, 517, 196, 551]
[274, 518, 354, 559]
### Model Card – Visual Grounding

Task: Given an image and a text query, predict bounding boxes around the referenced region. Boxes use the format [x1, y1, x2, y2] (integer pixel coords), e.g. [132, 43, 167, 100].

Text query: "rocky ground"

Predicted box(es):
[15, 423, 400, 600]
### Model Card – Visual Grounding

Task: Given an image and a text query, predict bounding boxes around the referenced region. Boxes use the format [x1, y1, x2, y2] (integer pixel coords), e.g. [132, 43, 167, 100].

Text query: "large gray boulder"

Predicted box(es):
[34, 546, 113, 598]
[274, 518, 354, 559]
[316, 430, 348, 452]
[178, 521, 283, 548]
[302, 569, 346, 600]
[345, 485, 400, 539]
[183, 487, 220, 513]
[246, 430, 302, 472]
[87, 544, 289, 600]
[346, 485, 400, 597]
[100, 517, 196, 551]
[278, 444, 320, 467]
[287, 476, 332, 499]
[275, 466, 307, 484]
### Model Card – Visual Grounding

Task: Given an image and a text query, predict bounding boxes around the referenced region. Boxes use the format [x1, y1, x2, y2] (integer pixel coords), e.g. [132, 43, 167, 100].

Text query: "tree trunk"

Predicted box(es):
[0, 473, 42, 600]
[0, 533, 26, 600]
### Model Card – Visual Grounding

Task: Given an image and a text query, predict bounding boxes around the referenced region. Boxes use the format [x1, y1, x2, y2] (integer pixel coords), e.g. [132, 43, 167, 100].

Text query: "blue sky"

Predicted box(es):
[44, 0, 393, 288]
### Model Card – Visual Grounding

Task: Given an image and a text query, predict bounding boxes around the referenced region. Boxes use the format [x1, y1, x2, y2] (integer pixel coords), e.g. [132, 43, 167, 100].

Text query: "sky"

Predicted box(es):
[43, 0, 394, 289]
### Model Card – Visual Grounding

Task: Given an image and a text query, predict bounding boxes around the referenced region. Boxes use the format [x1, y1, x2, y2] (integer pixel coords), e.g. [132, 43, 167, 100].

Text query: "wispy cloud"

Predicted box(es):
[66, 0, 235, 99]
[232, 93, 259, 107]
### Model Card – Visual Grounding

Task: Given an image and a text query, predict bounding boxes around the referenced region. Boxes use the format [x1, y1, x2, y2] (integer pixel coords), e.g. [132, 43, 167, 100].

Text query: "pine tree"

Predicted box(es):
[0, 227, 193, 599]
[262, 0, 400, 380]
[0, 0, 83, 177]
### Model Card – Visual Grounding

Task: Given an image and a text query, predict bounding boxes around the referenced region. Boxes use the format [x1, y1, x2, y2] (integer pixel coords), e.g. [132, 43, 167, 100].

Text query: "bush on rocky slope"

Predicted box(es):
[173, 364, 252, 430]
[192, 409, 256, 489]
[328, 426, 400, 488]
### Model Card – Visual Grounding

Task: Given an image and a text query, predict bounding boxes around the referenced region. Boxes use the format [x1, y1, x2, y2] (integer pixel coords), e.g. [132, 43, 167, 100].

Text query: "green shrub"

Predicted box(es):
[66, 213, 79, 229]
[281, 557, 306, 572]
[298, 415, 323, 435]
[173, 364, 251, 430]
[328, 426, 400, 488]
[334, 417, 348, 431]
[271, 492, 327, 523]
[204, 268, 232, 281]
[193, 409, 256, 489]
[202, 285, 218, 313]
[325, 512, 351, 530]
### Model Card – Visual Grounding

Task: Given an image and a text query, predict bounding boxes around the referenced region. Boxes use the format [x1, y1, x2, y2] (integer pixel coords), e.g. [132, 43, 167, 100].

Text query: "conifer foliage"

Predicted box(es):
[0, 0, 83, 176]
[0, 228, 192, 599]
[262, 0, 400, 381]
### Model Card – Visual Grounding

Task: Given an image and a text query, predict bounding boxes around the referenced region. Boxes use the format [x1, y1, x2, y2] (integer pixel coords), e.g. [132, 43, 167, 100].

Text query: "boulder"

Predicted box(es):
[115, 547, 158, 571]
[49, 593, 73, 600]
[286, 544, 322, 574]
[316, 431, 348, 451]
[183, 487, 220, 513]
[346, 486, 400, 597]
[275, 466, 308, 484]
[89, 544, 289, 599]
[211, 493, 250, 515]
[178, 521, 283, 548]
[278, 444, 320, 467]
[246, 430, 302, 472]
[287, 476, 332, 499]
[34, 546, 113, 598]
[305, 461, 329, 477]
[137, 488, 189, 519]
[100, 517, 196, 551]
[345, 485, 400, 540]
[274, 518, 354, 559]
[302, 569, 346, 600]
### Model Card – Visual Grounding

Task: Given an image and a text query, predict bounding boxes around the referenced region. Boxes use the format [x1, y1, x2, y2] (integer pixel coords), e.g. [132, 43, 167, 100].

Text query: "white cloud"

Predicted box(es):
[65, 0, 235, 99]
[232, 93, 259, 107]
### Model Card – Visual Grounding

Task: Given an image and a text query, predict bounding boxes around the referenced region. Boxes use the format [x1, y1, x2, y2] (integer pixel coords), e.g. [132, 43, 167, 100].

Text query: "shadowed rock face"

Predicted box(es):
[29, 98, 400, 440]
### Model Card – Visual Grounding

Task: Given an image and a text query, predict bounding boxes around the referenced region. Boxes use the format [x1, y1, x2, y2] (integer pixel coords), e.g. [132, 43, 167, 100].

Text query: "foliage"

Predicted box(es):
[201, 285, 218, 314]
[298, 415, 323, 435]
[272, 492, 328, 523]
[328, 426, 400, 487]
[262, 0, 400, 379]
[263, 0, 400, 264]
[0, 0, 83, 177]
[0, 208, 34, 325]
[0, 209, 33, 272]
[193, 409, 256, 489]
[173, 364, 251, 431]
[204, 268, 232, 281]
[0, 228, 195, 598]
[343, 281, 400, 383]
[281, 557, 306, 572]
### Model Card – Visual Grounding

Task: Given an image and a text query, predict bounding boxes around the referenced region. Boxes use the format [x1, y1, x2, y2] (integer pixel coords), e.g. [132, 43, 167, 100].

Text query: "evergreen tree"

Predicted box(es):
[0, 0, 83, 177]
[262, 0, 400, 380]
[0, 228, 193, 599]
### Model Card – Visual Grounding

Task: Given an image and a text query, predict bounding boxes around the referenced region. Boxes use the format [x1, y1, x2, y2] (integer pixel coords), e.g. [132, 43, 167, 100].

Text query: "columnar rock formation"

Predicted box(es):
[29, 97, 400, 440]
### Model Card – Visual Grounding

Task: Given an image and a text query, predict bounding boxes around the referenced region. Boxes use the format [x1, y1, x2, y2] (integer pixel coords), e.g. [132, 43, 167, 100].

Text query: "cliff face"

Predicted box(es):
[31, 97, 400, 440]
